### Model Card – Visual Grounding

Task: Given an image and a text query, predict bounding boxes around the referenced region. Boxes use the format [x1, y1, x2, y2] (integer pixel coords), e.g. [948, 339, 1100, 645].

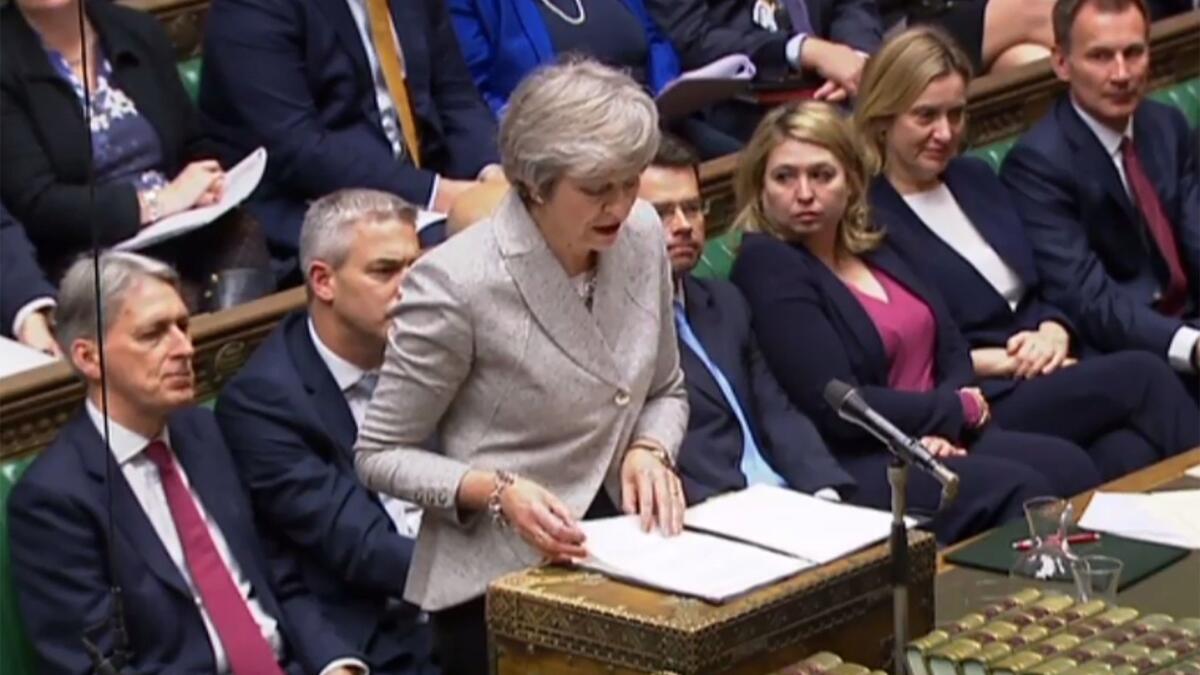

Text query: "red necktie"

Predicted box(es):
[1121, 137, 1190, 316]
[144, 441, 285, 675]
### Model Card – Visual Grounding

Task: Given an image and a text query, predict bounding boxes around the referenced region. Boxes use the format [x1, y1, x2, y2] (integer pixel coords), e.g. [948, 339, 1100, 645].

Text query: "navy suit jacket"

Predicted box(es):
[198, 0, 500, 252]
[1000, 95, 1200, 358]
[216, 312, 431, 673]
[869, 156, 1075, 352]
[677, 275, 854, 503]
[8, 406, 354, 675]
[450, 0, 681, 116]
[645, 0, 881, 78]
[731, 234, 976, 449]
[0, 206, 54, 337]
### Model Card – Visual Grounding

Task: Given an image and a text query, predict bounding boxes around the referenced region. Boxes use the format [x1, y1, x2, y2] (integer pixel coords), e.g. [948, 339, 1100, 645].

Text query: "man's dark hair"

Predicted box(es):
[1052, 0, 1149, 51]
[653, 133, 701, 176]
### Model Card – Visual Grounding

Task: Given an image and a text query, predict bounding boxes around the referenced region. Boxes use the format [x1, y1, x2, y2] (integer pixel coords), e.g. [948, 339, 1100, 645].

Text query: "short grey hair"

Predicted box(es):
[55, 252, 181, 355]
[500, 58, 661, 201]
[299, 189, 419, 282]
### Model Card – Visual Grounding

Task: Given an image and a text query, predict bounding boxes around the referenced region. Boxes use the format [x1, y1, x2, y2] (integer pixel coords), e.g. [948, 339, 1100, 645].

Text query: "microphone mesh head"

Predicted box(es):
[823, 379, 854, 408]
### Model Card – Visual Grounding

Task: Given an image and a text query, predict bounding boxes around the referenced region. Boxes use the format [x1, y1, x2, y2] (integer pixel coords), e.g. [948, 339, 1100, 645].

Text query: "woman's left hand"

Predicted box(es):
[1007, 322, 1071, 379]
[620, 445, 684, 536]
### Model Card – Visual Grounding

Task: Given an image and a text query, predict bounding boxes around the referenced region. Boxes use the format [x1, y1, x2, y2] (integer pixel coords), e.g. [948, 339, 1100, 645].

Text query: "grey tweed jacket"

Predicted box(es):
[354, 191, 689, 611]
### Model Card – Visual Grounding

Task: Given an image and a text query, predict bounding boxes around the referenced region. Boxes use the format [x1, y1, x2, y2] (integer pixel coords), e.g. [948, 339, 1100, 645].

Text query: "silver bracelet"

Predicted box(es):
[487, 470, 518, 529]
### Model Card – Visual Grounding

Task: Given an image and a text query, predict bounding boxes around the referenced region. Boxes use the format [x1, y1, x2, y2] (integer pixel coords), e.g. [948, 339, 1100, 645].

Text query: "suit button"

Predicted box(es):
[614, 391, 630, 406]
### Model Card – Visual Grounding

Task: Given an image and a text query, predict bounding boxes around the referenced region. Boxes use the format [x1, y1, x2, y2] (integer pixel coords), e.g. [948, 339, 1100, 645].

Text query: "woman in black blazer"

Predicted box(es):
[729, 101, 1105, 544]
[855, 28, 1198, 480]
[1, 0, 268, 304]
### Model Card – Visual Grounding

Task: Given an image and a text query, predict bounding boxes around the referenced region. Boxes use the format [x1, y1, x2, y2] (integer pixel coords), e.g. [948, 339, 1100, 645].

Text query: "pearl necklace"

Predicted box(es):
[539, 0, 586, 26]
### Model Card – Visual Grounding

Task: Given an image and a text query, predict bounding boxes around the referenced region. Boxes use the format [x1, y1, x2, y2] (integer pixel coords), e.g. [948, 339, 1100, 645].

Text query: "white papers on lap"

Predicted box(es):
[685, 485, 915, 564]
[1186, 465, 1200, 479]
[578, 515, 810, 604]
[1079, 491, 1200, 549]
[0, 336, 56, 379]
[114, 147, 268, 252]
[415, 210, 446, 232]
[656, 54, 756, 121]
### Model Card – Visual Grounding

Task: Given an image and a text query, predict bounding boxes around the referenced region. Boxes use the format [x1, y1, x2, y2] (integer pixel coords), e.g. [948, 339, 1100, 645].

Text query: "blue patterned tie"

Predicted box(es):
[674, 303, 786, 487]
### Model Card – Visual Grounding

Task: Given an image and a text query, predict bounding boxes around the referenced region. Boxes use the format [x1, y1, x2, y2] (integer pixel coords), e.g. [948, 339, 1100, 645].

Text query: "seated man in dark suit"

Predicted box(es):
[638, 135, 855, 504]
[1001, 0, 1199, 378]
[216, 189, 437, 674]
[0, 205, 57, 356]
[198, 0, 502, 258]
[8, 251, 364, 675]
[646, 0, 882, 103]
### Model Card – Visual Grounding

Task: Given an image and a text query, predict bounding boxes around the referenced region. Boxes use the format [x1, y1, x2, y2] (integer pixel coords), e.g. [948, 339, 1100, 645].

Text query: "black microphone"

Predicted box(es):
[823, 379, 959, 506]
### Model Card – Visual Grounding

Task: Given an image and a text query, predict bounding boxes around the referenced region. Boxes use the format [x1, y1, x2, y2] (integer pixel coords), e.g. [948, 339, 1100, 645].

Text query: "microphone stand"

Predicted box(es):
[886, 456, 909, 675]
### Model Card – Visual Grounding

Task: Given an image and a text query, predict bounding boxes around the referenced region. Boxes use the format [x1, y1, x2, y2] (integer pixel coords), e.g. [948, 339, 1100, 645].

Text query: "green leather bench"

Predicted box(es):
[693, 76, 1200, 280]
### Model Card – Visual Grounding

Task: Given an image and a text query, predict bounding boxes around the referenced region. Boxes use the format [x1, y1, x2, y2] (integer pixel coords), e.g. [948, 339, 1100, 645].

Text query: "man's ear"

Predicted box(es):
[1050, 46, 1071, 83]
[72, 338, 102, 381]
[309, 260, 337, 303]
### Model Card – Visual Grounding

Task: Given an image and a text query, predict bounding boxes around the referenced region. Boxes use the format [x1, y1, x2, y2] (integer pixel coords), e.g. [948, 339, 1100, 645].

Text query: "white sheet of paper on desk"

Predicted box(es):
[1186, 465, 1200, 479]
[114, 147, 268, 252]
[1079, 491, 1200, 549]
[0, 336, 56, 379]
[684, 484, 916, 564]
[577, 515, 810, 603]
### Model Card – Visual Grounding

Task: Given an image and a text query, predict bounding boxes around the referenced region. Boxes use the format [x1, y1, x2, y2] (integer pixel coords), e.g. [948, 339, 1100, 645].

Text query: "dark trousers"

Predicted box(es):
[989, 351, 1200, 480]
[429, 489, 620, 674]
[840, 426, 1083, 545]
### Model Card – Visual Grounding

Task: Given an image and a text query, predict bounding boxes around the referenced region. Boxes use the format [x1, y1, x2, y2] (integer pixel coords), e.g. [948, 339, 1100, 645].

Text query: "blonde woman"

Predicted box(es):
[728, 101, 1101, 544]
[857, 27, 1199, 482]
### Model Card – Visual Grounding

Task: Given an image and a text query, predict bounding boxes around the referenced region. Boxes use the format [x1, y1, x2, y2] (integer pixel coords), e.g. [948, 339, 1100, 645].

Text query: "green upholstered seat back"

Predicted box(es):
[0, 457, 38, 675]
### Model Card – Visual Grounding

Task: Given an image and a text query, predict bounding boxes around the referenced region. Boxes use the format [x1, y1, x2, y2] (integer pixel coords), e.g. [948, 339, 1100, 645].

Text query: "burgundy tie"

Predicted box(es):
[1120, 137, 1190, 316]
[144, 441, 285, 675]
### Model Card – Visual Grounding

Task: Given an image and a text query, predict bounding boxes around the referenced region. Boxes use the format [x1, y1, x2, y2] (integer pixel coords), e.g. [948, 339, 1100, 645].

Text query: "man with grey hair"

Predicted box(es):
[9, 251, 365, 674]
[217, 189, 437, 674]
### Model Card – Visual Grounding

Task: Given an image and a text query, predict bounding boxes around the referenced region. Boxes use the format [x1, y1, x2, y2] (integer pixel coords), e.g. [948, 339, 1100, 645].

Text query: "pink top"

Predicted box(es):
[847, 267, 937, 392]
[848, 267, 983, 427]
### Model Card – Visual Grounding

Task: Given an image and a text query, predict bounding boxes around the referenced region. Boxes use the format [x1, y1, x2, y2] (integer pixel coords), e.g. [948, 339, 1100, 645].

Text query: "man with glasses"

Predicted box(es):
[639, 135, 855, 504]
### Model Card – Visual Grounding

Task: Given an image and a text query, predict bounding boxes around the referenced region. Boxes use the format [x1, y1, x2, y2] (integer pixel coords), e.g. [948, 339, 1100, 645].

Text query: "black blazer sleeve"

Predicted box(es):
[826, 0, 882, 53]
[731, 238, 967, 445]
[644, 0, 790, 74]
[0, 209, 55, 336]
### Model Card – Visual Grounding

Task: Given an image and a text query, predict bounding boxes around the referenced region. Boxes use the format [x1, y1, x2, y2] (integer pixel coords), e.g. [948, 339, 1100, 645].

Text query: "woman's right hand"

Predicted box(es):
[499, 477, 587, 563]
[919, 435, 967, 458]
[158, 160, 225, 219]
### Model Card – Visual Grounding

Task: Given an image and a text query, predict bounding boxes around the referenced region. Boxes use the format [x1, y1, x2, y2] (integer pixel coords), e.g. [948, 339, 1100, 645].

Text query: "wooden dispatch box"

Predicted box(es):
[486, 530, 936, 674]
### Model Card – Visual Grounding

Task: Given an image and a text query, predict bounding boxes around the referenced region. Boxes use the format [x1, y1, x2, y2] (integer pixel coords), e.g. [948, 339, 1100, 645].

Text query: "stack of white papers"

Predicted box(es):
[579, 515, 810, 603]
[1185, 465, 1200, 480]
[1078, 490, 1200, 549]
[0, 336, 56, 379]
[685, 485, 912, 564]
[575, 485, 910, 603]
[115, 147, 268, 252]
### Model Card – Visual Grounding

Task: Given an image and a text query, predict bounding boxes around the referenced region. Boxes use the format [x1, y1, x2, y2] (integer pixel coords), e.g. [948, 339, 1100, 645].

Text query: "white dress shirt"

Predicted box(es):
[308, 319, 424, 537]
[1073, 99, 1200, 372]
[10, 297, 55, 339]
[902, 183, 1026, 311]
[85, 401, 283, 673]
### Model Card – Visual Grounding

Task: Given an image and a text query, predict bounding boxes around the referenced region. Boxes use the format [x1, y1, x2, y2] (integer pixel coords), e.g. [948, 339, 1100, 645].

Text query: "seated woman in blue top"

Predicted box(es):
[730, 101, 1104, 544]
[448, 0, 741, 158]
[0, 0, 270, 308]
[855, 27, 1198, 480]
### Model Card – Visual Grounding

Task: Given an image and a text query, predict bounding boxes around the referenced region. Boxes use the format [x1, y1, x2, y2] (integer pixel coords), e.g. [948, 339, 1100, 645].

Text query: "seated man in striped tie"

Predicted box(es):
[1001, 0, 1200, 381]
[638, 134, 855, 505]
[198, 0, 503, 260]
[8, 252, 366, 675]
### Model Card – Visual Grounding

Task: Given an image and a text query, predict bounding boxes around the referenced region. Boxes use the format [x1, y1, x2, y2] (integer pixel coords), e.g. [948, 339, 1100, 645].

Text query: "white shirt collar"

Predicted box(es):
[307, 318, 368, 393]
[1071, 97, 1134, 159]
[85, 399, 168, 465]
